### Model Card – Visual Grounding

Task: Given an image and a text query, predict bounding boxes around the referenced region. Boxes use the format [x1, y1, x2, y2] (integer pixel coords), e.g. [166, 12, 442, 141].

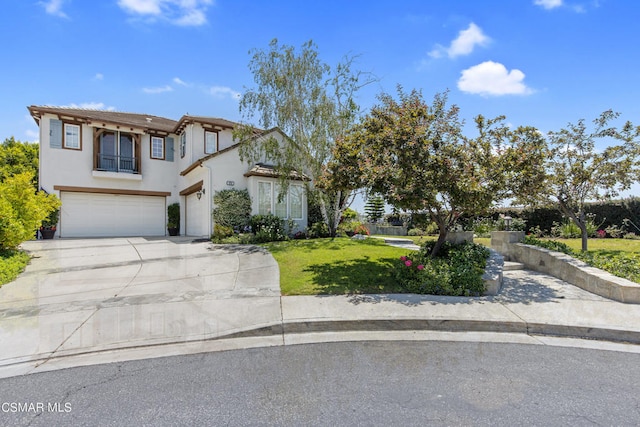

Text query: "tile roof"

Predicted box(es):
[243, 163, 308, 181]
[27, 106, 243, 135]
[28, 106, 178, 133]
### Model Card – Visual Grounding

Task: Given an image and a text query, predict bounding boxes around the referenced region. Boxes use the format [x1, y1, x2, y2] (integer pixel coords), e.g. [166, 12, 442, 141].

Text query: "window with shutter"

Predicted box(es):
[50, 119, 62, 149]
[166, 137, 174, 162]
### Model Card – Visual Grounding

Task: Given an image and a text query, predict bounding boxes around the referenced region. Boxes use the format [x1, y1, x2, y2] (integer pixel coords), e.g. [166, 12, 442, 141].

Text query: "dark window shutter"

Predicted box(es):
[50, 119, 62, 149]
[166, 136, 174, 162]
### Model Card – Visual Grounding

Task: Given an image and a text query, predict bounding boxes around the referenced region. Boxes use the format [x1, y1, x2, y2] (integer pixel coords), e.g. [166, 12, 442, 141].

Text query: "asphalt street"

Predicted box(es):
[1, 341, 639, 426]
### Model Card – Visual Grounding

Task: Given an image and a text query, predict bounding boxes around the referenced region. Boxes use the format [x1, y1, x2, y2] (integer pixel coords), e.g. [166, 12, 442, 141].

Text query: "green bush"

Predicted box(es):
[250, 214, 288, 243]
[167, 203, 180, 228]
[407, 228, 425, 236]
[523, 235, 573, 254]
[213, 189, 252, 232]
[395, 241, 489, 296]
[0, 249, 30, 286]
[551, 217, 600, 239]
[211, 224, 234, 243]
[308, 221, 330, 239]
[0, 172, 60, 250]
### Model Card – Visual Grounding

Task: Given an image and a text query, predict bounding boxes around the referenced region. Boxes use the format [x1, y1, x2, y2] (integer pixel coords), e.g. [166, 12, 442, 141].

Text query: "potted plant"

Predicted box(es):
[40, 208, 59, 239]
[167, 202, 180, 236]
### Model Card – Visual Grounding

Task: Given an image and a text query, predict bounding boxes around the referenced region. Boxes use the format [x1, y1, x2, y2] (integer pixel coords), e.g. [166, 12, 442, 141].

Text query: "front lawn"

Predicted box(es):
[263, 237, 409, 295]
[0, 249, 30, 287]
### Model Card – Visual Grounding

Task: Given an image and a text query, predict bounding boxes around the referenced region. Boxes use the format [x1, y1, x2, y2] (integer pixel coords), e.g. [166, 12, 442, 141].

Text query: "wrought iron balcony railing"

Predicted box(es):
[96, 154, 138, 173]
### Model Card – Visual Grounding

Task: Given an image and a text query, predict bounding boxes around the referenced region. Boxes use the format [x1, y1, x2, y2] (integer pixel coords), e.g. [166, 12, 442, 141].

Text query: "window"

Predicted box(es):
[64, 123, 81, 149]
[97, 131, 136, 172]
[257, 181, 304, 219]
[151, 136, 164, 159]
[205, 131, 218, 154]
[274, 184, 288, 218]
[289, 184, 304, 219]
[180, 132, 186, 158]
[258, 182, 272, 215]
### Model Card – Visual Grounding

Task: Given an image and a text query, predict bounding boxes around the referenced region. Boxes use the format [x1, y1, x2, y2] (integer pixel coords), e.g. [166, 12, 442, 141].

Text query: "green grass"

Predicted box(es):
[264, 237, 410, 295]
[0, 249, 30, 287]
[546, 238, 640, 253]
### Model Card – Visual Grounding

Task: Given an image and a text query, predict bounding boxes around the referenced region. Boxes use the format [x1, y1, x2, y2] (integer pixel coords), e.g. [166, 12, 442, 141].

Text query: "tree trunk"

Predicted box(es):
[431, 224, 448, 257]
[579, 223, 588, 252]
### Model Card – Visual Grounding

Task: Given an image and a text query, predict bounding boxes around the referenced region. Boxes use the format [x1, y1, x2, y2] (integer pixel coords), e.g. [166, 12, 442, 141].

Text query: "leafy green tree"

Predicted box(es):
[364, 196, 385, 223]
[332, 88, 546, 256]
[538, 111, 640, 252]
[233, 39, 373, 236]
[0, 172, 60, 249]
[0, 137, 39, 187]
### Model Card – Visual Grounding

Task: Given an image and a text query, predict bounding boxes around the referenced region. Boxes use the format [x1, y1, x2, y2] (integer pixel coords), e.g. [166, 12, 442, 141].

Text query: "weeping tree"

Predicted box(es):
[233, 39, 373, 236]
[331, 88, 546, 256]
[539, 111, 640, 252]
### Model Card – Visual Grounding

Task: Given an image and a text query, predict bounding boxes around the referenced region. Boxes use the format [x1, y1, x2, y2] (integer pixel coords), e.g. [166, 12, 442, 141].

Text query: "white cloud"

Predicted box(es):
[25, 129, 40, 142]
[117, 0, 162, 15]
[117, 0, 213, 26]
[40, 0, 68, 18]
[173, 77, 189, 86]
[142, 85, 174, 94]
[94, 73, 104, 81]
[429, 23, 490, 59]
[209, 86, 240, 100]
[62, 102, 117, 110]
[534, 0, 563, 9]
[457, 61, 533, 96]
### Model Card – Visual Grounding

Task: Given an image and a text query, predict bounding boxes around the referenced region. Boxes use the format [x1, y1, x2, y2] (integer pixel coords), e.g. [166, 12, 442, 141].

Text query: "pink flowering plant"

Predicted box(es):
[394, 241, 489, 296]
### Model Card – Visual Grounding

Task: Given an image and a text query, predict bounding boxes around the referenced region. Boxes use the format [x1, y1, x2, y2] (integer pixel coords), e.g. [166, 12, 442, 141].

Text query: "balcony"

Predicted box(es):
[95, 154, 139, 174]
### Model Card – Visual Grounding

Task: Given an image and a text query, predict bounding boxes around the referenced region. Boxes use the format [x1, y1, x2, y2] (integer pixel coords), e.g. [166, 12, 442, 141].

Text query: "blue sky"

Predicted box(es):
[1, 0, 638, 202]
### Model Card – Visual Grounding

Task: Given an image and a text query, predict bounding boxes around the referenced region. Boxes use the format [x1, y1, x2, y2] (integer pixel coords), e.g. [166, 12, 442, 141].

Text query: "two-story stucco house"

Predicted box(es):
[28, 106, 307, 238]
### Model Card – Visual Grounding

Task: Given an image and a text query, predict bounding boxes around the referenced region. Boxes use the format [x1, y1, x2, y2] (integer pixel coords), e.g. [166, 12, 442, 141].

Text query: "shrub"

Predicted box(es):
[250, 214, 287, 242]
[468, 217, 494, 237]
[605, 225, 625, 238]
[212, 189, 252, 232]
[353, 223, 370, 236]
[624, 232, 640, 240]
[408, 228, 425, 236]
[308, 221, 330, 239]
[523, 235, 573, 254]
[0, 249, 30, 286]
[211, 224, 234, 243]
[551, 217, 600, 239]
[167, 203, 180, 228]
[423, 222, 439, 235]
[0, 172, 60, 250]
[395, 241, 489, 296]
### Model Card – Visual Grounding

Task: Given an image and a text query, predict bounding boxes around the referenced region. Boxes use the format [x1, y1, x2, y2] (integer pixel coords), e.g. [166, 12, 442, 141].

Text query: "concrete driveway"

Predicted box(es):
[0, 237, 282, 376]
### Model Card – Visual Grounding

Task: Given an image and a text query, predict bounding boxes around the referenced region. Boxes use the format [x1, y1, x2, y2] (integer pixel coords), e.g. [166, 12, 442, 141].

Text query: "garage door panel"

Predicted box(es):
[61, 192, 165, 237]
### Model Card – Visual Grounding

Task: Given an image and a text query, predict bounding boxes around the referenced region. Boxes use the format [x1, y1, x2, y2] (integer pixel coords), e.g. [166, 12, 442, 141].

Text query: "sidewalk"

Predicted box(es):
[1, 238, 639, 379]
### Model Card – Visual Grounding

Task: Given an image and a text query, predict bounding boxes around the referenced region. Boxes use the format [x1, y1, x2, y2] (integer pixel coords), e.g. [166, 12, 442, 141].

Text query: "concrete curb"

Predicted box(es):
[222, 318, 640, 345]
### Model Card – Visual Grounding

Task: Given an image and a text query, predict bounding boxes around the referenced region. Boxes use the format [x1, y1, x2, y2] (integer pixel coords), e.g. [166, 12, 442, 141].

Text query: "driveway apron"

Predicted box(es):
[0, 237, 282, 373]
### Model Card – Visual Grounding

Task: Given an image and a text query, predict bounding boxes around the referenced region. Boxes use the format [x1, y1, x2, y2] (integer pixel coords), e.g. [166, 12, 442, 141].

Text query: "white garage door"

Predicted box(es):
[60, 192, 166, 237]
[185, 192, 207, 236]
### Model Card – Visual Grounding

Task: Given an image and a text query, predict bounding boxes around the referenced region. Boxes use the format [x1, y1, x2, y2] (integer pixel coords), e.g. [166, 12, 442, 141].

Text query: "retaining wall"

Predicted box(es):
[491, 232, 640, 304]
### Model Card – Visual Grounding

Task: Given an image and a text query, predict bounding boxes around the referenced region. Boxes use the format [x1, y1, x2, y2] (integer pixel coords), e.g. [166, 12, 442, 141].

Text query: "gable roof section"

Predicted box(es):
[174, 115, 238, 134]
[28, 106, 177, 134]
[179, 126, 288, 176]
